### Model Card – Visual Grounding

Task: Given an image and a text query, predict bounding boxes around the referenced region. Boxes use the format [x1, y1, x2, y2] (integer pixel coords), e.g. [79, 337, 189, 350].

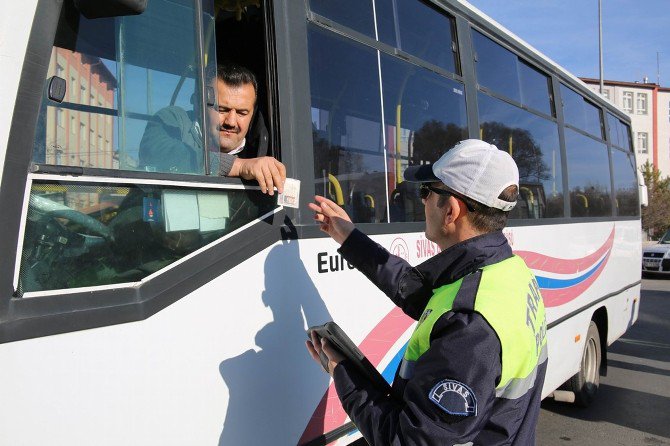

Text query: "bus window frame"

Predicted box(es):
[0, 0, 287, 344]
[470, 26, 556, 119]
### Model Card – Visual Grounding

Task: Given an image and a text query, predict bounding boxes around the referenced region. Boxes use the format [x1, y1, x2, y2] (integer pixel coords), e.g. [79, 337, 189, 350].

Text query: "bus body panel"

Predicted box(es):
[0, 221, 640, 444]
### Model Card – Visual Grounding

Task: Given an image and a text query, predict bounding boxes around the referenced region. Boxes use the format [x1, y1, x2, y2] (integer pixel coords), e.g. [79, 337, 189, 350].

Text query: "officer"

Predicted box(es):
[306, 139, 548, 445]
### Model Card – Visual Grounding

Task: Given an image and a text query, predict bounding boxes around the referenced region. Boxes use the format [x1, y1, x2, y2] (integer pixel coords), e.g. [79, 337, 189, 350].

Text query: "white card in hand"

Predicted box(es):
[278, 178, 300, 208]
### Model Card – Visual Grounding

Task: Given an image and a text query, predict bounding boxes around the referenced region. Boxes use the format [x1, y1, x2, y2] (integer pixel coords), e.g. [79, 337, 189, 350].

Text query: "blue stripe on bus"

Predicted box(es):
[535, 256, 607, 290]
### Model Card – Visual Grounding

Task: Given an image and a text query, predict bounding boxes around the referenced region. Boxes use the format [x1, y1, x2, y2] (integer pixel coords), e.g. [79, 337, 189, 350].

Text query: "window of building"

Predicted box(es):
[473, 30, 554, 117]
[636, 92, 648, 115]
[637, 132, 648, 154]
[560, 84, 603, 139]
[622, 91, 633, 113]
[56, 108, 64, 128]
[70, 116, 76, 134]
[70, 76, 77, 101]
[602, 89, 610, 100]
[56, 63, 64, 79]
[564, 128, 612, 217]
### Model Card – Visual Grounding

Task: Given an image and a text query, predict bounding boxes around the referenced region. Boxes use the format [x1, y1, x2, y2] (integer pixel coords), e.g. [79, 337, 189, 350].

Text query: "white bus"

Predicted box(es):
[0, 0, 643, 444]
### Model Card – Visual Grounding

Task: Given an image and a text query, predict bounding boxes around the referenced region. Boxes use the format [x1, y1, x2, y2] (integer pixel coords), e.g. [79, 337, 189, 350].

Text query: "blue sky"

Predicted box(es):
[472, 0, 670, 85]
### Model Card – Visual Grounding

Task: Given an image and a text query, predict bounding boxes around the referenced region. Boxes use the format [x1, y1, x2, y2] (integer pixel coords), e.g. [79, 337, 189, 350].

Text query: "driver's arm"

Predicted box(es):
[222, 155, 286, 196]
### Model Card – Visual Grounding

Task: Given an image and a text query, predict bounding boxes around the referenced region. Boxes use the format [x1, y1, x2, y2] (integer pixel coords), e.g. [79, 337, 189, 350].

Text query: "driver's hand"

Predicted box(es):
[230, 157, 286, 196]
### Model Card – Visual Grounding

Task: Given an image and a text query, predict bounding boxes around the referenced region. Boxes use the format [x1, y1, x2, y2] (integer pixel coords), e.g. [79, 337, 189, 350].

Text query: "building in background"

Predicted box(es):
[43, 47, 118, 212]
[581, 78, 670, 178]
[46, 47, 117, 171]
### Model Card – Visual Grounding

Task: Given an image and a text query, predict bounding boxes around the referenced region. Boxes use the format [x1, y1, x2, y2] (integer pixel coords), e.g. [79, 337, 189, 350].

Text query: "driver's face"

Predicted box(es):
[215, 79, 256, 153]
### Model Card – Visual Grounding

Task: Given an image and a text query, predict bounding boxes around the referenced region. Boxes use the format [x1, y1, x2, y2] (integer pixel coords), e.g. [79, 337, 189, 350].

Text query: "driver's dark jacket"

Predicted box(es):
[139, 106, 238, 175]
[333, 229, 547, 446]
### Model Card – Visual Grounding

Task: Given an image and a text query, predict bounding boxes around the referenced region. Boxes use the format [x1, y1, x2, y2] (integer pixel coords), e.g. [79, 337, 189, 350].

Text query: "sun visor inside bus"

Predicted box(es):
[74, 0, 148, 19]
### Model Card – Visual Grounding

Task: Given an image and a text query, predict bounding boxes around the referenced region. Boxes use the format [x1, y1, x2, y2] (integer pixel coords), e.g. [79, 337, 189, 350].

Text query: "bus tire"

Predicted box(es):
[570, 321, 601, 407]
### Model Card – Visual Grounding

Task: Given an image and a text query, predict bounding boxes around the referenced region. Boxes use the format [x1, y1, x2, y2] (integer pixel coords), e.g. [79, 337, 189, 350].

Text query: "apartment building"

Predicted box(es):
[582, 77, 670, 178]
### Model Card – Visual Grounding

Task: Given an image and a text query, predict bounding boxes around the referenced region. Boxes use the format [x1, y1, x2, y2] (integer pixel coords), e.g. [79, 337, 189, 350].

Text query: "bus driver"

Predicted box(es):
[139, 63, 286, 195]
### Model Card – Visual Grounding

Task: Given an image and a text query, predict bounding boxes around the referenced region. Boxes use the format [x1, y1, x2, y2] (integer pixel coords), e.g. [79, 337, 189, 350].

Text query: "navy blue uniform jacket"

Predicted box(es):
[334, 229, 547, 445]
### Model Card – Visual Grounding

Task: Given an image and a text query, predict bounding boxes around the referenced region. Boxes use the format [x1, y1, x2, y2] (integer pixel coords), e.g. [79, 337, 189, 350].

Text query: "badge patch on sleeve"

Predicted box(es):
[429, 379, 477, 416]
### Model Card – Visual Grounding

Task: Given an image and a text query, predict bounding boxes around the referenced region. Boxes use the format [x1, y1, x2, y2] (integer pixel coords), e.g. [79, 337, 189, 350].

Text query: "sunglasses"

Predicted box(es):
[419, 184, 476, 212]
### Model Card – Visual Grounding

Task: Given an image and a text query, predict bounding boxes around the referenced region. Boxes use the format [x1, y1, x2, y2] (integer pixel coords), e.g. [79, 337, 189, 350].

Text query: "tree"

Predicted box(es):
[641, 160, 670, 238]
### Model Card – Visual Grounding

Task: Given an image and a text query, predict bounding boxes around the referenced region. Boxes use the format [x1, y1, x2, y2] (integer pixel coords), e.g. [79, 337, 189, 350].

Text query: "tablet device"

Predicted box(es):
[307, 321, 392, 395]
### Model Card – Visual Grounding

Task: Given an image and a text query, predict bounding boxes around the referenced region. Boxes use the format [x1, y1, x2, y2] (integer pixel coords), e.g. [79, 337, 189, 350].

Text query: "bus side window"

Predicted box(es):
[477, 94, 563, 219]
[564, 128, 612, 218]
[474, 33, 562, 220]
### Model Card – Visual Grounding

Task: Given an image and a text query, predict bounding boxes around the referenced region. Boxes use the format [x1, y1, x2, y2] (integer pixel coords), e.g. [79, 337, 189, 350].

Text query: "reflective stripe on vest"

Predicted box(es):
[399, 255, 547, 400]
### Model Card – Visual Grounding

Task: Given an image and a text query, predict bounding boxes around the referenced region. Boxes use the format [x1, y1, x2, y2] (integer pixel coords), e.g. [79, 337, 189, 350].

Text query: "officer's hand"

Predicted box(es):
[306, 331, 345, 376]
[230, 157, 286, 196]
[307, 195, 355, 245]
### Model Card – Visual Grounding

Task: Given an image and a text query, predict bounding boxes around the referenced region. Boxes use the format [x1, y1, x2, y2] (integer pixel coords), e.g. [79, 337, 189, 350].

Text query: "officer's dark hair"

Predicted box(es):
[437, 185, 518, 233]
[216, 63, 258, 104]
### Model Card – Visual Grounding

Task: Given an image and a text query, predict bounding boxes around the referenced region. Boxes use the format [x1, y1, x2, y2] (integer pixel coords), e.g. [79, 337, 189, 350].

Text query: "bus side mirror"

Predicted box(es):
[74, 0, 148, 19]
[639, 184, 648, 207]
[638, 171, 648, 207]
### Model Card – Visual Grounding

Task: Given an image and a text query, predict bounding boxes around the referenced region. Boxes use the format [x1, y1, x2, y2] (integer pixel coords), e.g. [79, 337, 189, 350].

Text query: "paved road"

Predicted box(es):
[537, 276, 670, 445]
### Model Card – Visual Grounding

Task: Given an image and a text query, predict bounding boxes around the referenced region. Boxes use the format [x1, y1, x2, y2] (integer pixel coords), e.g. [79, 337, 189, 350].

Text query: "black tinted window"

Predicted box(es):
[560, 84, 603, 139]
[381, 54, 468, 222]
[607, 113, 621, 147]
[472, 31, 553, 116]
[621, 123, 632, 152]
[478, 93, 564, 219]
[377, 0, 459, 74]
[18, 181, 276, 294]
[519, 61, 553, 116]
[309, 0, 375, 38]
[308, 26, 386, 224]
[607, 113, 632, 152]
[611, 149, 639, 216]
[565, 129, 611, 217]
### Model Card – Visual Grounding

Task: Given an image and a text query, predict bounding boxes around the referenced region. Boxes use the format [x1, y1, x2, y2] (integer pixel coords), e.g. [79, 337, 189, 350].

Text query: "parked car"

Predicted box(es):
[642, 230, 670, 273]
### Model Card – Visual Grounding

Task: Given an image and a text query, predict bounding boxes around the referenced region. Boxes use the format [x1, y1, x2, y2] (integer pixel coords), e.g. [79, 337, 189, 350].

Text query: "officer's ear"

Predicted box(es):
[443, 195, 463, 226]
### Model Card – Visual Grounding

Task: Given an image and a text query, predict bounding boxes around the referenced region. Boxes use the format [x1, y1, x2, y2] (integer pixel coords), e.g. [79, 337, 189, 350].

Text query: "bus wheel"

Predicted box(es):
[570, 321, 601, 407]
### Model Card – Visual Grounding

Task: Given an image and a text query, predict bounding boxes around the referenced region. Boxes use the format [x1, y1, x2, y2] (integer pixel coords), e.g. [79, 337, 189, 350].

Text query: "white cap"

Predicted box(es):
[403, 139, 519, 211]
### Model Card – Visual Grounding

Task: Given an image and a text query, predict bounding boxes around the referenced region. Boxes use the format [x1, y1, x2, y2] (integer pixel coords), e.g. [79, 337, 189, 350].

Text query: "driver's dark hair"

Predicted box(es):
[217, 63, 258, 101]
